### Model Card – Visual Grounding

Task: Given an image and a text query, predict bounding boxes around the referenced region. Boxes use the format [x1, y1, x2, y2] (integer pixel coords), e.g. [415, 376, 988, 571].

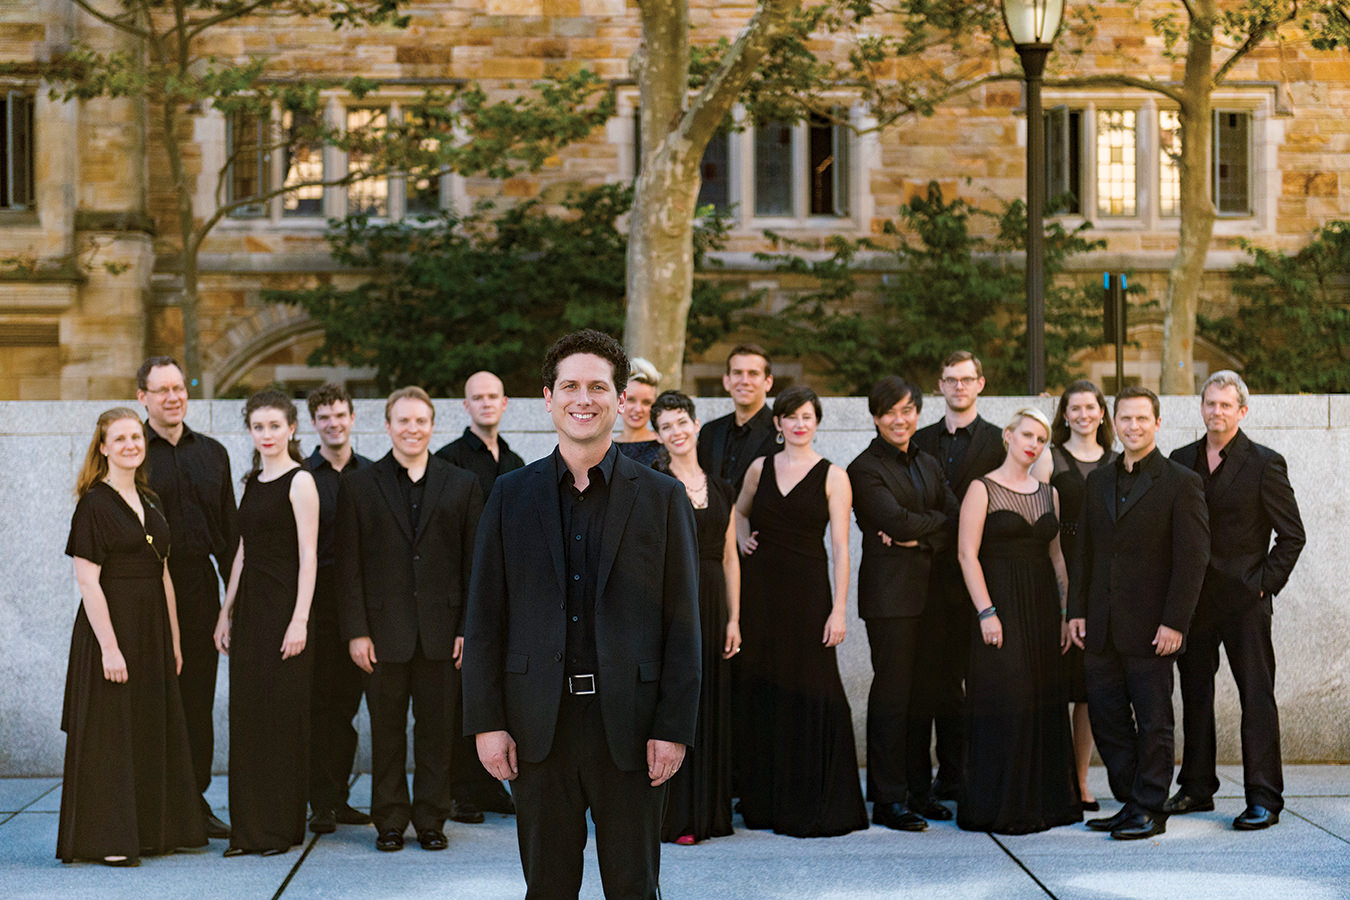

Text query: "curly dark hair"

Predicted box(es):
[651, 390, 698, 431]
[541, 329, 629, 391]
[306, 382, 353, 419]
[242, 389, 303, 483]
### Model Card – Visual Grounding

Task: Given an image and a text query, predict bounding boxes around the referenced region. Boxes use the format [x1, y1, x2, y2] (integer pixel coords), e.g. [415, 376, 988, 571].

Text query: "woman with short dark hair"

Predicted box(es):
[733, 386, 867, 837]
[59, 408, 206, 866]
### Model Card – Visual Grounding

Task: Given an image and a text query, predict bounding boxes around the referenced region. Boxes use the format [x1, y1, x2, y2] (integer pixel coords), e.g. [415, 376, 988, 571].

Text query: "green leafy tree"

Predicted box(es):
[1047, 1, 1350, 392]
[752, 181, 1107, 395]
[1200, 222, 1350, 392]
[14, 0, 612, 394]
[271, 186, 747, 394]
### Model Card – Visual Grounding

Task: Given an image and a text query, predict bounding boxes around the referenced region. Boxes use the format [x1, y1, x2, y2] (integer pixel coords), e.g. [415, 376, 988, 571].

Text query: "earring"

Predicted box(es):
[775, 432, 784, 445]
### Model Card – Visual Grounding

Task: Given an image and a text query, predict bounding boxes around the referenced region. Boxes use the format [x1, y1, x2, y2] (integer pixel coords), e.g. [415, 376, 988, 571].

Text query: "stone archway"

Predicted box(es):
[203, 304, 322, 397]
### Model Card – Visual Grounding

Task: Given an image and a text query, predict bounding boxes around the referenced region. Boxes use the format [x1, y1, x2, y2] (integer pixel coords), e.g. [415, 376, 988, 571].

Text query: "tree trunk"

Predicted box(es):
[161, 98, 204, 396]
[1160, 6, 1217, 395]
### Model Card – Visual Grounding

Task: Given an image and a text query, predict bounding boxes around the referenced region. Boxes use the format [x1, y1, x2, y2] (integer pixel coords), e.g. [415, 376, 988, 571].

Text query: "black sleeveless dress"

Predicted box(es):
[661, 477, 736, 843]
[59, 484, 207, 862]
[228, 467, 312, 852]
[737, 456, 867, 837]
[1048, 444, 1116, 701]
[958, 478, 1080, 834]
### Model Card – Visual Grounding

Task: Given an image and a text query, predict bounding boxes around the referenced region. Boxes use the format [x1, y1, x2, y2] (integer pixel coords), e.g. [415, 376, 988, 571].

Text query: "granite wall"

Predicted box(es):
[3, 394, 1346, 776]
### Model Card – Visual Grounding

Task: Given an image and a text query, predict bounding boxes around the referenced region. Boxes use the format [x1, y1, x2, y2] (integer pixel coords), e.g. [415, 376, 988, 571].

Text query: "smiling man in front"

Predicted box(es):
[463, 329, 700, 900]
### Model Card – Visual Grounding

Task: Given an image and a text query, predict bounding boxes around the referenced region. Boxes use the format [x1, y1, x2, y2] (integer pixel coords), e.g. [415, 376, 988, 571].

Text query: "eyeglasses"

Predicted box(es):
[940, 376, 980, 387]
[145, 385, 188, 397]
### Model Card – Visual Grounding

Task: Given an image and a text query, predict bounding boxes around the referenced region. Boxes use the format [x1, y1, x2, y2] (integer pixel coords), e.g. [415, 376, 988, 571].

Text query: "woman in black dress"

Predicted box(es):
[650, 391, 741, 846]
[956, 408, 1079, 834]
[214, 391, 319, 856]
[1032, 380, 1116, 811]
[614, 357, 661, 467]
[734, 386, 867, 838]
[60, 408, 206, 866]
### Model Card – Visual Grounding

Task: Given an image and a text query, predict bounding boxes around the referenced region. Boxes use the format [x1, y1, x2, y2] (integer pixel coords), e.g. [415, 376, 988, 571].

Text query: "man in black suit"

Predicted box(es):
[463, 330, 700, 900]
[848, 376, 960, 832]
[909, 350, 1005, 809]
[697, 343, 778, 493]
[303, 383, 373, 834]
[434, 369, 523, 825]
[1069, 386, 1209, 840]
[1164, 371, 1305, 830]
[337, 387, 484, 853]
[137, 355, 237, 840]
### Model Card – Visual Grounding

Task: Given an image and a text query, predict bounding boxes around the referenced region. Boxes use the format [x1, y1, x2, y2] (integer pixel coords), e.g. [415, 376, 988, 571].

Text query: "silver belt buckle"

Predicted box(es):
[568, 674, 596, 695]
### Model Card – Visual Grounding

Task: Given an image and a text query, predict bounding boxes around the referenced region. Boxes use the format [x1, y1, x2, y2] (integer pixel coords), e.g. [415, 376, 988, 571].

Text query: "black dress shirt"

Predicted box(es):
[1191, 439, 1229, 490]
[435, 427, 525, 498]
[720, 405, 775, 485]
[555, 444, 617, 676]
[144, 421, 237, 579]
[1116, 446, 1163, 507]
[936, 421, 975, 489]
[306, 445, 373, 569]
[396, 459, 427, 537]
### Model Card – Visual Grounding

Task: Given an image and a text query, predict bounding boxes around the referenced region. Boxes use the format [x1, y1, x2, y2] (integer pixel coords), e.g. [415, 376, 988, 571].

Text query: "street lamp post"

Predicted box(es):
[1003, 0, 1065, 395]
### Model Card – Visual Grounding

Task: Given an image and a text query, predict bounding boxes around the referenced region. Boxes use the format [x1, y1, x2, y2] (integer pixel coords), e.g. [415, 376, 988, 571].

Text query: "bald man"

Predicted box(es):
[435, 371, 525, 822]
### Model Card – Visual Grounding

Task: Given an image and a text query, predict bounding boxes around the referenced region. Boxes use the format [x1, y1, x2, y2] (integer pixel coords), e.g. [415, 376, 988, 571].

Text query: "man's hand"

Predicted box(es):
[1068, 617, 1086, 650]
[453, 635, 464, 671]
[1153, 624, 1183, 656]
[477, 730, 519, 781]
[348, 636, 377, 674]
[647, 739, 686, 787]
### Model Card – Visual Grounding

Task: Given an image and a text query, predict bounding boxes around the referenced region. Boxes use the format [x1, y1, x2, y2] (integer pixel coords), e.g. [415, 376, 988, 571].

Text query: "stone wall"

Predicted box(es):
[2, 394, 1346, 776]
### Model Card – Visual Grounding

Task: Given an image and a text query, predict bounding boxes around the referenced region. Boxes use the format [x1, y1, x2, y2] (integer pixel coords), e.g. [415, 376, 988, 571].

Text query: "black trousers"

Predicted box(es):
[513, 694, 665, 900]
[168, 556, 221, 799]
[1085, 646, 1176, 814]
[907, 563, 971, 796]
[1177, 592, 1283, 810]
[367, 644, 454, 833]
[308, 566, 367, 812]
[863, 616, 923, 804]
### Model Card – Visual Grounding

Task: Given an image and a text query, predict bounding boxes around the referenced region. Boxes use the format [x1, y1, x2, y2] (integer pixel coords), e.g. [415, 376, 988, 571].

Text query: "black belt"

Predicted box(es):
[567, 673, 596, 695]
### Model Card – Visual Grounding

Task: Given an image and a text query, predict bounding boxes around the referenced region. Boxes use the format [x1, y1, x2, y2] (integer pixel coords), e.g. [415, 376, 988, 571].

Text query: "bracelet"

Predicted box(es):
[978, 606, 998, 621]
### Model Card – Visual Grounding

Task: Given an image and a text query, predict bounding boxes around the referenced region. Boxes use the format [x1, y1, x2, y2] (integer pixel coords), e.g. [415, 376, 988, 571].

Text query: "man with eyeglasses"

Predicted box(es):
[909, 350, 1005, 818]
[136, 356, 238, 840]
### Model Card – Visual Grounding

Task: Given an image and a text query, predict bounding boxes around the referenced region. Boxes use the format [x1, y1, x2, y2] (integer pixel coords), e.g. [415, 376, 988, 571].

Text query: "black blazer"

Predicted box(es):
[1170, 430, 1305, 604]
[696, 405, 779, 492]
[913, 414, 1005, 501]
[847, 437, 959, 619]
[335, 452, 484, 664]
[1069, 449, 1210, 657]
[462, 448, 701, 772]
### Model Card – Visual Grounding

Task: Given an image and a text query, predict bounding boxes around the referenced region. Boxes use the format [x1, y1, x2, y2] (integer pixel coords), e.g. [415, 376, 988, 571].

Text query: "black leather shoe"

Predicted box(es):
[417, 829, 448, 851]
[308, 809, 337, 834]
[449, 799, 485, 824]
[101, 856, 140, 867]
[375, 829, 405, 852]
[222, 846, 251, 858]
[1086, 806, 1133, 832]
[872, 802, 928, 832]
[910, 797, 954, 822]
[1233, 805, 1280, 830]
[930, 778, 960, 802]
[1111, 812, 1167, 840]
[1081, 799, 1101, 812]
[204, 811, 232, 840]
[335, 804, 372, 826]
[1163, 790, 1215, 814]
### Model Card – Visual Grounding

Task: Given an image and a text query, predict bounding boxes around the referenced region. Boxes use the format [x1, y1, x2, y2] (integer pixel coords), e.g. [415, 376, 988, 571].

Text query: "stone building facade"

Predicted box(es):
[1, 1, 1347, 398]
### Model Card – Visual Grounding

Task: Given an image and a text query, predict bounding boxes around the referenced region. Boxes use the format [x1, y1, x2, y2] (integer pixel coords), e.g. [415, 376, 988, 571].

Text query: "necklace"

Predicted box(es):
[105, 480, 168, 564]
[683, 473, 709, 510]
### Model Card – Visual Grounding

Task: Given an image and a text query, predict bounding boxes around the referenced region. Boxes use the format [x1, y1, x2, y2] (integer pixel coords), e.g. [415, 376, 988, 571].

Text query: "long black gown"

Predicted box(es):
[59, 483, 206, 862]
[1048, 444, 1116, 702]
[661, 477, 735, 844]
[737, 456, 867, 837]
[958, 478, 1080, 834]
[228, 467, 312, 852]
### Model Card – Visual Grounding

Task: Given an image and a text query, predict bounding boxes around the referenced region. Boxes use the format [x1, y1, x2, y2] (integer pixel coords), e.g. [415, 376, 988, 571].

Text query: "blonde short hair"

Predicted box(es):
[1004, 406, 1052, 442]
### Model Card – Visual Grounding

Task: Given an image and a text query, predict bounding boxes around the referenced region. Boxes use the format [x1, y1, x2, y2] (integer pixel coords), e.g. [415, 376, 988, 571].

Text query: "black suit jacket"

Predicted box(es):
[696, 405, 779, 492]
[462, 447, 701, 772]
[1069, 449, 1210, 657]
[913, 414, 1005, 501]
[847, 437, 960, 619]
[1170, 429, 1305, 605]
[335, 452, 484, 663]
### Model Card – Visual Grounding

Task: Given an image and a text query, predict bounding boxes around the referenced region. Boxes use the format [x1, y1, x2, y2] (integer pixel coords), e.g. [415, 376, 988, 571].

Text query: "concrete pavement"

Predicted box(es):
[3, 766, 1348, 900]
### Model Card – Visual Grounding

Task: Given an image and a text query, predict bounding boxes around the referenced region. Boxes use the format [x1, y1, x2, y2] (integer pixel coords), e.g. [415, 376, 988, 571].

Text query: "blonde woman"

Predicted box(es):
[59, 408, 206, 866]
[956, 408, 1080, 834]
[615, 357, 661, 467]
